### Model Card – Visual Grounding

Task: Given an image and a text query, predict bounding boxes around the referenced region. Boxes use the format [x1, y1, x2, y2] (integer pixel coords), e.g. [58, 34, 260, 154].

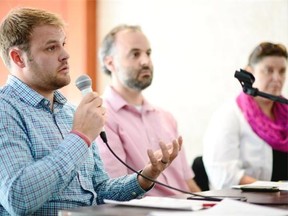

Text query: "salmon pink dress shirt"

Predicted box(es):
[97, 86, 194, 196]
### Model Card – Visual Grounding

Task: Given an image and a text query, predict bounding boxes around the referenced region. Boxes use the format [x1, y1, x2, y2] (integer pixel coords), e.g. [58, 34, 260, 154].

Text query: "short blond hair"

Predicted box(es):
[0, 7, 65, 68]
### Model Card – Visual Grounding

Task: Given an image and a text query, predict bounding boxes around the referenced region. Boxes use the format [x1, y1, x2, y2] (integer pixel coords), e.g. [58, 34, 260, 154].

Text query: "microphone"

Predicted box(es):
[75, 74, 107, 143]
[75, 74, 93, 96]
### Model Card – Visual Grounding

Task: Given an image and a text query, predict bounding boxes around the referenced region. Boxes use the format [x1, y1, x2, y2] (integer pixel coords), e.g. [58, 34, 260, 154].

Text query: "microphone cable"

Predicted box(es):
[100, 131, 224, 201]
[75, 74, 245, 202]
[75, 74, 204, 196]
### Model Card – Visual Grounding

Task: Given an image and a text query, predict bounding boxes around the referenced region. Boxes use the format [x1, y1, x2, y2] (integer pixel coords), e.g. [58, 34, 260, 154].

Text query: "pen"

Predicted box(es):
[202, 203, 217, 208]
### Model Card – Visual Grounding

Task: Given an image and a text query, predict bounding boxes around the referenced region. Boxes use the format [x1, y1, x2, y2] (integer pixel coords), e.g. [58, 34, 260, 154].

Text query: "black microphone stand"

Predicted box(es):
[234, 69, 288, 104]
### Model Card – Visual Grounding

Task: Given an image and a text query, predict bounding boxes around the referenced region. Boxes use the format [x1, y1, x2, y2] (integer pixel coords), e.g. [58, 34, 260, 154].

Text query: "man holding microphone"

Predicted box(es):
[0, 7, 181, 215]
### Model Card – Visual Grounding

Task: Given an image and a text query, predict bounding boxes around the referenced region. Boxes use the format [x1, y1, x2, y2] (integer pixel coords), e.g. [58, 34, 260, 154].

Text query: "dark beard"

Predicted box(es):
[125, 76, 153, 91]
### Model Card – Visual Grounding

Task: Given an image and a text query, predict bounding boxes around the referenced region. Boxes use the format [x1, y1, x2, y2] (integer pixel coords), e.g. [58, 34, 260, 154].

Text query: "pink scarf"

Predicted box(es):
[236, 92, 288, 152]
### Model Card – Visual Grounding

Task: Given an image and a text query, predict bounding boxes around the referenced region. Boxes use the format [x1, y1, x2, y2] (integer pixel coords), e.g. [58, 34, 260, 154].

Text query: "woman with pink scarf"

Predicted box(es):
[203, 42, 288, 189]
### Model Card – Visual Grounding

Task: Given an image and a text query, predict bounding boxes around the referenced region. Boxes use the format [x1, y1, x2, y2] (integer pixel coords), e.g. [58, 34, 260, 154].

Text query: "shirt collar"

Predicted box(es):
[103, 85, 155, 113]
[6, 75, 67, 107]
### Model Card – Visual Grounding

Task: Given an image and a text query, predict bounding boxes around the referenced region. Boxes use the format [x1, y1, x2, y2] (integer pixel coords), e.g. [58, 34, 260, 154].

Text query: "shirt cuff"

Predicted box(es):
[125, 173, 152, 199]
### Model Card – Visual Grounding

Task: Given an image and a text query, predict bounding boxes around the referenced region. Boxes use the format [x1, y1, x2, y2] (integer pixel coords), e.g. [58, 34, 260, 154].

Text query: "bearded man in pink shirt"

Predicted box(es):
[96, 25, 201, 196]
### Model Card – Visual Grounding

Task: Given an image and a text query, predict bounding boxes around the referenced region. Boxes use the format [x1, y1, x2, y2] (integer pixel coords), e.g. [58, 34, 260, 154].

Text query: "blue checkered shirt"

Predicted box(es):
[0, 75, 146, 216]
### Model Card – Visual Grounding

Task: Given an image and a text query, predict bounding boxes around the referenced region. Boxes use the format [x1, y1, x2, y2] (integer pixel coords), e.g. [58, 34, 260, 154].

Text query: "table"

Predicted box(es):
[58, 189, 288, 216]
[192, 188, 288, 207]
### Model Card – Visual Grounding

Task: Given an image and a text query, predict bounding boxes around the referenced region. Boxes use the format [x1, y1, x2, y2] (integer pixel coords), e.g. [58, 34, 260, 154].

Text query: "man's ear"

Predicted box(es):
[10, 48, 25, 68]
[104, 55, 115, 74]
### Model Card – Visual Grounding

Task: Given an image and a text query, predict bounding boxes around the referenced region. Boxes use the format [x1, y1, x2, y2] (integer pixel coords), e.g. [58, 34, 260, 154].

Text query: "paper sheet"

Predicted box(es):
[148, 198, 288, 216]
[104, 196, 218, 211]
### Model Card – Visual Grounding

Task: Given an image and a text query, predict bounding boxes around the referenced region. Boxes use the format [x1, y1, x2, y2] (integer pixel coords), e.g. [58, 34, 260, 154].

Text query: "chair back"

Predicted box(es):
[192, 156, 209, 191]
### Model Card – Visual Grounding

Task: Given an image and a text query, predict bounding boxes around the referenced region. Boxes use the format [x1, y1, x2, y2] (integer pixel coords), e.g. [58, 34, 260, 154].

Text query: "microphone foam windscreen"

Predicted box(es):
[75, 75, 92, 91]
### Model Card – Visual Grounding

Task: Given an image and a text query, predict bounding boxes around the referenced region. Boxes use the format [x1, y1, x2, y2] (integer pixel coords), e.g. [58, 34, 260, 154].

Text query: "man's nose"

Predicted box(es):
[140, 53, 150, 66]
[59, 48, 70, 61]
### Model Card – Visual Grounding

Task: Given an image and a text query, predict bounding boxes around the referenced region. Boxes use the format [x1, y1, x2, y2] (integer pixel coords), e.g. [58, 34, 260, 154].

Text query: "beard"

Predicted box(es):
[28, 58, 70, 91]
[123, 66, 153, 91]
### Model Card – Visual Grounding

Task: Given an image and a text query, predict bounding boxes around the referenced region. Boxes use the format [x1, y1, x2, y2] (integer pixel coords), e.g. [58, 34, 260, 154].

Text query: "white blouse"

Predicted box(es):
[203, 99, 272, 189]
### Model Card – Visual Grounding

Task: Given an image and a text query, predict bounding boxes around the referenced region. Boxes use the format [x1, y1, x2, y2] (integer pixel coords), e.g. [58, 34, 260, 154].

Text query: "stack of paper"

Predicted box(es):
[232, 180, 288, 191]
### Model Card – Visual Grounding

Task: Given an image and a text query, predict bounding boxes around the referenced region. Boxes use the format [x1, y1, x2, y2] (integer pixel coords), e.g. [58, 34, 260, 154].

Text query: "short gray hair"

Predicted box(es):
[98, 24, 142, 76]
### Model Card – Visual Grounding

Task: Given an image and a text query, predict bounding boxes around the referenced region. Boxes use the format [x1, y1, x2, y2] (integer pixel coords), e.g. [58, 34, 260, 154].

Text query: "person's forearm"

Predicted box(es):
[137, 170, 156, 190]
[187, 179, 201, 192]
[239, 175, 257, 185]
[95, 172, 147, 204]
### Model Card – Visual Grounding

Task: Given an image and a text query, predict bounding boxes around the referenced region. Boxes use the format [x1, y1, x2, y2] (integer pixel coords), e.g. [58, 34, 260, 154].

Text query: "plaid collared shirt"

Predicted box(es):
[0, 75, 145, 216]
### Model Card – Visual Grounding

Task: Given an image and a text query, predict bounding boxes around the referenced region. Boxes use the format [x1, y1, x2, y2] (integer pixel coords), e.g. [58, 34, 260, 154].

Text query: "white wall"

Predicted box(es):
[96, 0, 288, 164]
